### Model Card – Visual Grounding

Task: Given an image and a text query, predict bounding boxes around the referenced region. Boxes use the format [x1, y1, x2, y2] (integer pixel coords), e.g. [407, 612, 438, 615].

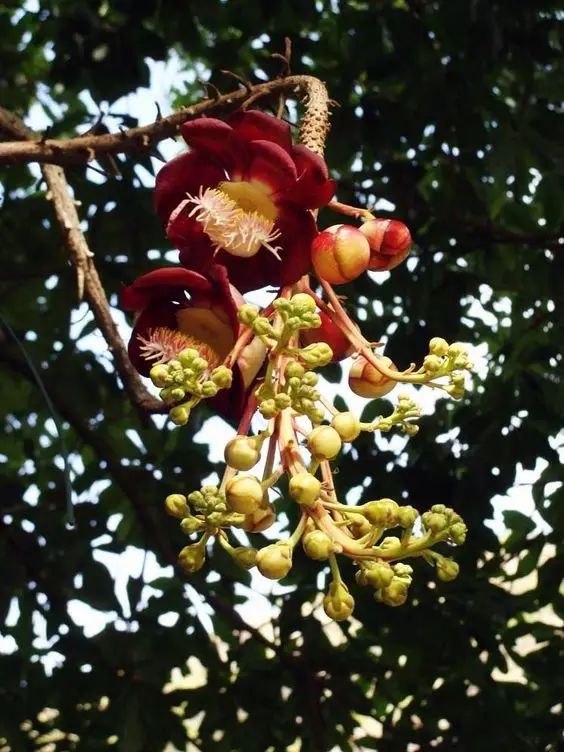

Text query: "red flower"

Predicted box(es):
[154, 111, 335, 293]
[121, 265, 265, 421]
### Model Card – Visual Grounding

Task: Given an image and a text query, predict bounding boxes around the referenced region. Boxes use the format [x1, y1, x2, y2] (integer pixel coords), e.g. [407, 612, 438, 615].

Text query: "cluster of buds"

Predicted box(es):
[161, 283, 471, 621]
[149, 348, 233, 425]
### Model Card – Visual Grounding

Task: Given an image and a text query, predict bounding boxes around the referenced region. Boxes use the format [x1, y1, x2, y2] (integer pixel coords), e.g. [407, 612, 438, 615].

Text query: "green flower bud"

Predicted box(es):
[242, 503, 276, 532]
[423, 354, 443, 373]
[274, 393, 292, 410]
[201, 381, 219, 398]
[331, 411, 361, 442]
[180, 516, 206, 535]
[238, 304, 260, 325]
[253, 317, 275, 337]
[302, 371, 319, 386]
[169, 387, 186, 402]
[422, 511, 448, 534]
[449, 521, 468, 545]
[187, 490, 205, 507]
[169, 405, 191, 425]
[224, 436, 261, 471]
[348, 513, 372, 538]
[380, 535, 401, 551]
[178, 543, 206, 574]
[307, 425, 342, 460]
[225, 475, 263, 515]
[403, 423, 420, 436]
[323, 581, 355, 621]
[392, 562, 413, 581]
[436, 557, 460, 582]
[178, 348, 199, 366]
[289, 472, 322, 507]
[256, 542, 292, 580]
[164, 494, 189, 519]
[290, 293, 316, 314]
[429, 337, 449, 356]
[378, 577, 409, 607]
[259, 399, 278, 418]
[447, 342, 467, 358]
[431, 504, 447, 514]
[168, 359, 182, 372]
[299, 342, 333, 367]
[302, 312, 321, 329]
[357, 560, 394, 589]
[231, 546, 258, 570]
[363, 498, 400, 527]
[397, 505, 419, 527]
[211, 366, 233, 388]
[303, 530, 334, 560]
[285, 362, 305, 380]
[287, 316, 302, 330]
[192, 357, 208, 374]
[149, 364, 170, 388]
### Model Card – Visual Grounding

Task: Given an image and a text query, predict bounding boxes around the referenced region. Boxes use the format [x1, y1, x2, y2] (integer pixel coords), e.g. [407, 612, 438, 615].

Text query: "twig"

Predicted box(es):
[0, 75, 329, 167]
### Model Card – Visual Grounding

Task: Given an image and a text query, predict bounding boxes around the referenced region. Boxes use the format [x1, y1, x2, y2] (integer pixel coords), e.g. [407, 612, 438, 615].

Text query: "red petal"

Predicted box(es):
[128, 300, 181, 375]
[280, 145, 335, 209]
[239, 139, 298, 194]
[228, 110, 292, 151]
[154, 151, 225, 223]
[121, 267, 212, 311]
[180, 117, 238, 165]
[209, 207, 316, 293]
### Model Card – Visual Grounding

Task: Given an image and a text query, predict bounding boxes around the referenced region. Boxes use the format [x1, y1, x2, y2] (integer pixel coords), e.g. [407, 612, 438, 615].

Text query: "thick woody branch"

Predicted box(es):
[0, 75, 330, 167]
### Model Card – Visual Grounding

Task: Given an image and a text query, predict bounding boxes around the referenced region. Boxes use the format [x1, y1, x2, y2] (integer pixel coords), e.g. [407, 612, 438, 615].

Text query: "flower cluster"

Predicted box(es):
[122, 110, 472, 621]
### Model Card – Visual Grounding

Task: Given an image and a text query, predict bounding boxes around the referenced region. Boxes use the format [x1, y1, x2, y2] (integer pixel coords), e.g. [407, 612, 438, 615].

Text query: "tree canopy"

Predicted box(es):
[1, 1, 562, 751]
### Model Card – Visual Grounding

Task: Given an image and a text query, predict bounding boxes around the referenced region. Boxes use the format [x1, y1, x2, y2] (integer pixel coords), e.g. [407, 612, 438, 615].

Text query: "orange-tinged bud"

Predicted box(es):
[360, 218, 412, 272]
[243, 502, 276, 532]
[225, 475, 263, 514]
[349, 356, 398, 398]
[331, 411, 361, 442]
[300, 309, 354, 362]
[307, 425, 342, 460]
[256, 542, 292, 580]
[224, 436, 261, 471]
[311, 224, 370, 285]
[289, 472, 322, 506]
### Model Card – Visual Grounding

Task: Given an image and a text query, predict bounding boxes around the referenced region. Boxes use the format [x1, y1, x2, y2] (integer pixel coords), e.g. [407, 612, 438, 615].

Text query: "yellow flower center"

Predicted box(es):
[185, 180, 281, 259]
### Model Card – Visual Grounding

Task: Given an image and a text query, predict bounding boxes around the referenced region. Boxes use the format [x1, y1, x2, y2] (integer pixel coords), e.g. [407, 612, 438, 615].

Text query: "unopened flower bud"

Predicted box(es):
[300, 309, 354, 362]
[285, 362, 305, 379]
[307, 425, 342, 460]
[429, 337, 449, 357]
[211, 366, 233, 388]
[349, 355, 398, 399]
[259, 399, 278, 418]
[449, 521, 468, 545]
[331, 411, 361, 442]
[303, 530, 335, 560]
[299, 342, 334, 367]
[422, 511, 448, 534]
[423, 354, 443, 373]
[436, 557, 460, 582]
[363, 498, 400, 527]
[360, 218, 412, 272]
[289, 472, 322, 506]
[178, 543, 206, 574]
[225, 475, 263, 514]
[224, 436, 261, 471]
[201, 381, 219, 398]
[357, 560, 394, 589]
[256, 542, 292, 580]
[274, 393, 292, 410]
[178, 348, 199, 366]
[302, 371, 318, 386]
[253, 317, 275, 337]
[231, 546, 258, 570]
[164, 494, 189, 519]
[348, 513, 372, 538]
[378, 578, 409, 607]
[312, 224, 371, 285]
[169, 405, 191, 426]
[290, 293, 317, 314]
[149, 364, 170, 388]
[180, 516, 206, 534]
[397, 505, 419, 527]
[448, 342, 467, 357]
[243, 503, 276, 532]
[238, 304, 260, 325]
[323, 581, 355, 621]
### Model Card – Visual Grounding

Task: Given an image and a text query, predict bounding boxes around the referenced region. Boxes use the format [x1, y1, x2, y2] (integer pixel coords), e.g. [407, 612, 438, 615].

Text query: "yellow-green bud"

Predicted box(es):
[201, 381, 219, 398]
[149, 364, 170, 388]
[429, 337, 449, 356]
[256, 542, 292, 580]
[299, 342, 333, 367]
[380, 536, 401, 551]
[379, 578, 409, 607]
[231, 546, 258, 570]
[178, 543, 206, 574]
[274, 393, 292, 410]
[422, 511, 448, 534]
[357, 560, 394, 589]
[192, 357, 208, 373]
[225, 475, 263, 515]
[253, 317, 275, 336]
[348, 513, 372, 538]
[180, 516, 206, 535]
[289, 472, 322, 507]
[323, 582, 355, 621]
[178, 348, 199, 366]
[397, 505, 419, 527]
[307, 425, 342, 460]
[238, 304, 260, 325]
[169, 405, 191, 426]
[164, 494, 189, 519]
[331, 411, 361, 442]
[243, 502, 276, 532]
[302, 371, 319, 386]
[449, 521, 468, 545]
[392, 562, 413, 581]
[168, 359, 182, 372]
[285, 362, 305, 379]
[436, 557, 460, 582]
[423, 354, 443, 373]
[302, 530, 334, 560]
[290, 293, 317, 314]
[448, 342, 467, 357]
[363, 498, 400, 527]
[211, 366, 233, 388]
[259, 399, 278, 418]
[169, 387, 186, 402]
[224, 436, 261, 471]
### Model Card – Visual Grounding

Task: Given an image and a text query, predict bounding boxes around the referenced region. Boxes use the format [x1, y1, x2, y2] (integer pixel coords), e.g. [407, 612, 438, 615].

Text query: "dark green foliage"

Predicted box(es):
[1, 1, 562, 750]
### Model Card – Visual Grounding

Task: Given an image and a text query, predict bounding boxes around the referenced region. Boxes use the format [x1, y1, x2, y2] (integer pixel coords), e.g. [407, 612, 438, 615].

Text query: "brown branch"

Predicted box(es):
[0, 75, 330, 167]
[462, 219, 564, 252]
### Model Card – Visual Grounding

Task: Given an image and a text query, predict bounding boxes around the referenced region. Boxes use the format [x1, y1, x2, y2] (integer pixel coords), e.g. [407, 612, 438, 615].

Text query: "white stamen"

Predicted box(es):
[185, 187, 282, 259]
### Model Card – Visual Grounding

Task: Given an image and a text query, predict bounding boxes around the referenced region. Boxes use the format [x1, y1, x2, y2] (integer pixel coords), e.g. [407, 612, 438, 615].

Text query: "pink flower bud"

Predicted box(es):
[349, 355, 398, 398]
[311, 224, 370, 285]
[359, 219, 412, 272]
[300, 309, 353, 362]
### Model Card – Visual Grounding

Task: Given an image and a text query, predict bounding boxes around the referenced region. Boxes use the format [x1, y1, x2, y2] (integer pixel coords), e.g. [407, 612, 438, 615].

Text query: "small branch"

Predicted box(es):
[0, 75, 330, 167]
